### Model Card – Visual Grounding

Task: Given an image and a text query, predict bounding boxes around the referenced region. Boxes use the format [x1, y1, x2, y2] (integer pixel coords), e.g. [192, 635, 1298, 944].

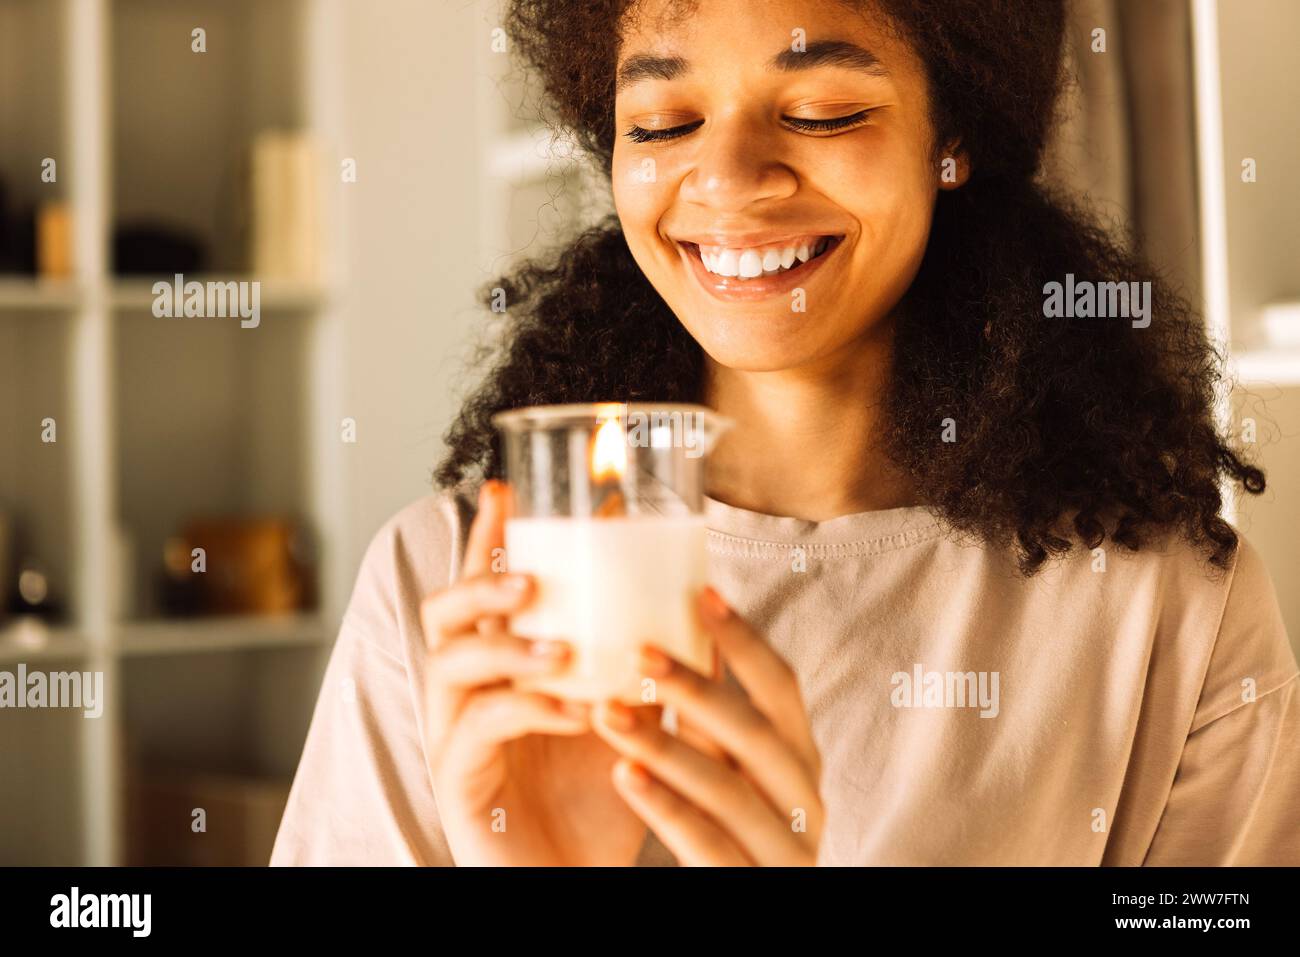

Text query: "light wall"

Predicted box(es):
[335, 0, 491, 577]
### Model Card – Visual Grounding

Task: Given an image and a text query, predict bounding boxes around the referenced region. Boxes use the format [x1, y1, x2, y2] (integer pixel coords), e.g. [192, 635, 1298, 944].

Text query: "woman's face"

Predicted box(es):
[612, 0, 961, 373]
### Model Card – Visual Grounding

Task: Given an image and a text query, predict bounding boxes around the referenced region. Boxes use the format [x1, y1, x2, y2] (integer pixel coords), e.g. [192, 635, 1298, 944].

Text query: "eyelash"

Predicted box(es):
[623, 109, 873, 143]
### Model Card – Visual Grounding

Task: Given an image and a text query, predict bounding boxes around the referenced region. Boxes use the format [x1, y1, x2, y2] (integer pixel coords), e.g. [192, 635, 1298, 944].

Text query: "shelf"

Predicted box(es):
[110, 276, 330, 312]
[0, 619, 87, 664]
[1233, 350, 1300, 387]
[0, 615, 333, 662]
[115, 614, 330, 657]
[0, 277, 332, 313]
[0, 278, 83, 312]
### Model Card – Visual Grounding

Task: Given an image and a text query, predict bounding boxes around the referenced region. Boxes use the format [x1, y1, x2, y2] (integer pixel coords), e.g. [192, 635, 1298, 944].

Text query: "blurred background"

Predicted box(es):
[0, 0, 1295, 865]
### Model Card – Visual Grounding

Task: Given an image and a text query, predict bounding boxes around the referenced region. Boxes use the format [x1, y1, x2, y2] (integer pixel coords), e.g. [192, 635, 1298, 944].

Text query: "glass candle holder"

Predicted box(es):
[491, 402, 732, 704]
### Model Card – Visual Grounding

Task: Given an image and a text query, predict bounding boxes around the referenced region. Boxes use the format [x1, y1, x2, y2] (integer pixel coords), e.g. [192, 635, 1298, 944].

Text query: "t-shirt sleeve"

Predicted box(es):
[270, 493, 467, 865]
[1142, 536, 1300, 865]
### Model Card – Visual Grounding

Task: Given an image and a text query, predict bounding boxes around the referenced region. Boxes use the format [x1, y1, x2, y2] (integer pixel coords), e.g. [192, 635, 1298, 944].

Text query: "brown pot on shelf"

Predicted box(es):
[173, 517, 313, 616]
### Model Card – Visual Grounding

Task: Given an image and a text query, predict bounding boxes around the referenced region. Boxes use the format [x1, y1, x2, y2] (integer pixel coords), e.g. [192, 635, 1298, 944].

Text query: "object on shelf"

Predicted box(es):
[0, 176, 13, 271]
[0, 175, 37, 274]
[36, 201, 73, 278]
[159, 517, 315, 617]
[248, 130, 320, 281]
[125, 767, 291, 866]
[10, 556, 63, 621]
[1261, 302, 1300, 348]
[111, 222, 206, 275]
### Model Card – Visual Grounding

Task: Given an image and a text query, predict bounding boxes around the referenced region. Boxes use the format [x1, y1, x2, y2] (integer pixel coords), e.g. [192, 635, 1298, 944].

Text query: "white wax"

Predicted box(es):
[505, 515, 711, 703]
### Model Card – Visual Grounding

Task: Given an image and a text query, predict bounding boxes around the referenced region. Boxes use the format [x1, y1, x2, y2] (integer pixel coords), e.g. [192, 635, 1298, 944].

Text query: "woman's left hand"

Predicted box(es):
[592, 586, 824, 866]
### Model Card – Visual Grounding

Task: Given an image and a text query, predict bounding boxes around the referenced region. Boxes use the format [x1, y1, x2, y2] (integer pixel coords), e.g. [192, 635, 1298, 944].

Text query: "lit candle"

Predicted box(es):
[506, 407, 713, 704]
[589, 413, 628, 518]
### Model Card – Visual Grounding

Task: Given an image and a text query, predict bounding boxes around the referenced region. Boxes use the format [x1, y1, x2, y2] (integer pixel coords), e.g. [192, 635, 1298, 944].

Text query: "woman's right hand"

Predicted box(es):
[419, 479, 651, 866]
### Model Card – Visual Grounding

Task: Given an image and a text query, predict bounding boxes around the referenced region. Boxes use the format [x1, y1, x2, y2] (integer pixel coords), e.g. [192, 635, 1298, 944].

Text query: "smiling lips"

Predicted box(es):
[677, 234, 842, 302]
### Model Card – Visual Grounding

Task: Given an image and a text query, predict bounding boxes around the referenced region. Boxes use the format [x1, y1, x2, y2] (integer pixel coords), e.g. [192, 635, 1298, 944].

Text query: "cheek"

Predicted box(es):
[612, 149, 673, 249]
[820, 139, 935, 259]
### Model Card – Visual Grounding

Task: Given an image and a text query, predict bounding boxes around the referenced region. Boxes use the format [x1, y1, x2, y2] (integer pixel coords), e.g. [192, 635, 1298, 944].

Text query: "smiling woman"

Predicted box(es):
[438, 0, 1261, 568]
[271, 0, 1300, 868]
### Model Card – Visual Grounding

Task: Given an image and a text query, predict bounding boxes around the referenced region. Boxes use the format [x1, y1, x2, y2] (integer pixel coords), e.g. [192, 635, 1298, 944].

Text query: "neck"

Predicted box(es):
[702, 330, 917, 520]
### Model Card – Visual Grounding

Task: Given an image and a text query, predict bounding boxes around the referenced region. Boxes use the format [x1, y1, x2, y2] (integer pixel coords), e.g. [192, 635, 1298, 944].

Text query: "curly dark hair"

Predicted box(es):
[435, 0, 1264, 574]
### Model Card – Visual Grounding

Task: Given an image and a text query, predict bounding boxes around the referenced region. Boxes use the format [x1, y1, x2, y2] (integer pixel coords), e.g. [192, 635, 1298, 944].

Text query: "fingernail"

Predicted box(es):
[619, 760, 651, 791]
[600, 701, 636, 732]
[530, 639, 568, 658]
[700, 586, 730, 622]
[501, 574, 530, 593]
[639, 645, 671, 677]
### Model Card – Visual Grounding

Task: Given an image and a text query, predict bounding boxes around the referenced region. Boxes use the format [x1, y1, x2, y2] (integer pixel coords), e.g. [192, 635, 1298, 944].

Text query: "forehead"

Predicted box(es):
[616, 0, 914, 81]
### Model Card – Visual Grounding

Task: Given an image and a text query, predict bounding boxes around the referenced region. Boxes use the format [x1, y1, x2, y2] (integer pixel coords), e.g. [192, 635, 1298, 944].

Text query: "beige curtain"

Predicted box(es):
[1042, 0, 1201, 302]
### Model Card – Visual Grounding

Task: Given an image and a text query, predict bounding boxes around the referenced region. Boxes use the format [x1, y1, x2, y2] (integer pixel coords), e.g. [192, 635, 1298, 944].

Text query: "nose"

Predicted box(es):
[678, 113, 798, 213]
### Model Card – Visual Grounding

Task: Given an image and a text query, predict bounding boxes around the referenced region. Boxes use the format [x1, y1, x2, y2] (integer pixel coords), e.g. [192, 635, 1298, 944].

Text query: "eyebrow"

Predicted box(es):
[615, 38, 888, 91]
[771, 39, 888, 76]
[616, 53, 688, 89]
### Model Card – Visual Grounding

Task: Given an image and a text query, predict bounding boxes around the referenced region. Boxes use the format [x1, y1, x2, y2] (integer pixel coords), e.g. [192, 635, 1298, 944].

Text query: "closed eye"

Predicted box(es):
[623, 109, 874, 144]
[781, 108, 874, 134]
[624, 119, 705, 143]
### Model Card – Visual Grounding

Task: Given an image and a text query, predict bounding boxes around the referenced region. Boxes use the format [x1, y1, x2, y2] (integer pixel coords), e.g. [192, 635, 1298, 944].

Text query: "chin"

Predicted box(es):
[684, 315, 832, 373]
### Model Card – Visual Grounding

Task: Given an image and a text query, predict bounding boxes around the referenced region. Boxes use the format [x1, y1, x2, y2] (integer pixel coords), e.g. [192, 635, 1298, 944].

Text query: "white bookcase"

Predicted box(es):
[0, 0, 346, 865]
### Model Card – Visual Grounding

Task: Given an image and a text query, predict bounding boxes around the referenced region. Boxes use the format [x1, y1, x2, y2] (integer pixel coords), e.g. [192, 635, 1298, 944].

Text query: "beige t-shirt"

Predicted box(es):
[271, 487, 1300, 866]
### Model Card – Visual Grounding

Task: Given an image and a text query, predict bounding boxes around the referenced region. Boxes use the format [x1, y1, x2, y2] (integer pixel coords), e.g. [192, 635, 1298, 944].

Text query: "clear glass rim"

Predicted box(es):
[491, 402, 732, 433]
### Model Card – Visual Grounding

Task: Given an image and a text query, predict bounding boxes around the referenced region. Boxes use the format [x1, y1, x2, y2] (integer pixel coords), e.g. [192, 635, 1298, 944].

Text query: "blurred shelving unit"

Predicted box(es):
[0, 619, 87, 664]
[115, 614, 329, 657]
[0, 278, 85, 310]
[0, 0, 346, 865]
[1192, 0, 1300, 653]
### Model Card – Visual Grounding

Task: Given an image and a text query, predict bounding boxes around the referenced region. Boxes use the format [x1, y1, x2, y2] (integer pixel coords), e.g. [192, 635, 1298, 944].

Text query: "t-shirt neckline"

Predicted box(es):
[702, 493, 943, 549]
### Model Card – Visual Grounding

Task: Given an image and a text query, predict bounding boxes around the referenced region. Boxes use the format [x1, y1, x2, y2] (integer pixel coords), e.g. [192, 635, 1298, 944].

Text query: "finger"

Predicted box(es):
[675, 640, 729, 763]
[460, 480, 509, 580]
[595, 701, 807, 865]
[697, 588, 819, 773]
[638, 644, 821, 824]
[673, 709, 729, 763]
[440, 690, 590, 778]
[429, 632, 571, 689]
[419, 573, 534, 647]
[611, 760, 752, 867]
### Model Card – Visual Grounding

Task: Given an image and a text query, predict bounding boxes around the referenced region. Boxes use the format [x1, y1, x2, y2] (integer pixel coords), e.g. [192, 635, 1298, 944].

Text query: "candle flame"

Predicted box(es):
[590, 412, 627, 481]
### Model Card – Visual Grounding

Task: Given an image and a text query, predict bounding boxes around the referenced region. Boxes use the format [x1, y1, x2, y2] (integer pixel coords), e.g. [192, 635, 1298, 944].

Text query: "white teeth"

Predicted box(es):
[738, 249, 763, 278]
[694, 237, 835, 278]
